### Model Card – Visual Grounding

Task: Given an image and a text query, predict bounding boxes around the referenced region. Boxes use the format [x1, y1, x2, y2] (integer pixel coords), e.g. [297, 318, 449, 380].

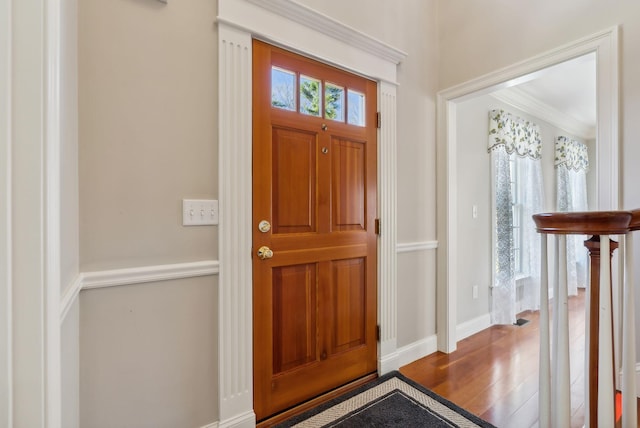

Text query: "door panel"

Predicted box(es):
[252, 39, 378, 420]
[272, 127, 317, 234]
[272, 263, 317, 374]
[328, 258, 366, 354]
[332, 138, 366, 231]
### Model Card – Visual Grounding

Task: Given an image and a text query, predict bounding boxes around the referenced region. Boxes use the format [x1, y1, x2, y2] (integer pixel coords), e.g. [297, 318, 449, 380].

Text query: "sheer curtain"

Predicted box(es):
[556, 136, 589, 294]
[489, 109, 544, 325]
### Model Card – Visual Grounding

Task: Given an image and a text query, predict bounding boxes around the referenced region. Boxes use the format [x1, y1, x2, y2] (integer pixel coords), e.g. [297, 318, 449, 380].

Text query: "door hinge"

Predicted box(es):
[375, 218, 381, 235]
[376, 112, 381, 129]
[376, 325, 381, 341]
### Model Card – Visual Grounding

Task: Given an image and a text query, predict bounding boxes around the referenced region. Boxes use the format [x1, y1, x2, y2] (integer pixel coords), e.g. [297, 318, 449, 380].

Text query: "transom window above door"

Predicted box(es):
[270, 65, 366, 127]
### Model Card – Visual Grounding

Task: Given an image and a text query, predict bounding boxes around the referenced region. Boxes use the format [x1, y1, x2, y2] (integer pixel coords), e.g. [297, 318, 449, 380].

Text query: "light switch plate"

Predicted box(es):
[183, 199, 219, 226]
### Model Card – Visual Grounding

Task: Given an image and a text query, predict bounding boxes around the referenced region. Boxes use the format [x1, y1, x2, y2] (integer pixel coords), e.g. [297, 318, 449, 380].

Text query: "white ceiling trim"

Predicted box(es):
[244, 0, 407, 64]
[491, 87, 596, 140]
[217, 0, 405, 84]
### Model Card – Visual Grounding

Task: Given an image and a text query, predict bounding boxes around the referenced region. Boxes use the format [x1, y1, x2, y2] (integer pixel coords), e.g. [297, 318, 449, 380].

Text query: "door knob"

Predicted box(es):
[257, 246, 274, 260]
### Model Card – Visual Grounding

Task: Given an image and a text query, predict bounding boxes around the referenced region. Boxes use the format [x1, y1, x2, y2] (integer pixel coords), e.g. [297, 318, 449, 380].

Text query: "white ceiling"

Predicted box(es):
[492, 52, 596, 139]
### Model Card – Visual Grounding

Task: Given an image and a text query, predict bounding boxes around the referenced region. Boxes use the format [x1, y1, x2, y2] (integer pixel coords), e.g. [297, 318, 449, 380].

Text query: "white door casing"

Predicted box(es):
[216, 0, 406, 426]
[3, 0, 66, 426]
[436, 27, 620, 353]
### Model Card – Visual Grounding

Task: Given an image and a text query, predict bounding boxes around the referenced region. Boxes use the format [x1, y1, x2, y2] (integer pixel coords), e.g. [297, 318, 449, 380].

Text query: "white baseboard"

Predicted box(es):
[456, 313, 491, 342]
[395, 315, 494, 369]
[217, 411, 255, 428]
[199, 423, 218, 428]
[378, 351, 400, 374]
[397, 335, 438, 368]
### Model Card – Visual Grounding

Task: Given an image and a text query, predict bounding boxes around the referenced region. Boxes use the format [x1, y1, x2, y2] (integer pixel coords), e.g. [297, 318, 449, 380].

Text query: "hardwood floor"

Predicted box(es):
[400, 289, 638, 428]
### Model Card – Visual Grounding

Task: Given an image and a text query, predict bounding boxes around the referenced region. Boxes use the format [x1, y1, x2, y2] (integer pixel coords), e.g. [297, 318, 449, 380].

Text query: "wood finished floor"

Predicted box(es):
[400, 289, 639, 428]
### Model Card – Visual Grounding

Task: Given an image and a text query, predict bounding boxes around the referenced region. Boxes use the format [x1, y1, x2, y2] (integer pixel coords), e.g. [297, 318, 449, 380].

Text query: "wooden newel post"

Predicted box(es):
[583, 235, 618, 427]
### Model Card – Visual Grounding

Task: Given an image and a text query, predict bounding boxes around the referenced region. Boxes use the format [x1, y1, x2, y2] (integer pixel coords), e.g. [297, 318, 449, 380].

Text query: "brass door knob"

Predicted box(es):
[257, 246, 274, 260]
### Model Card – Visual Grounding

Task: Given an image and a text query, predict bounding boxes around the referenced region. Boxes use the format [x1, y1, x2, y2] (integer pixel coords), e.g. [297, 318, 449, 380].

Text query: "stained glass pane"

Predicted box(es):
[325, 82, 344, 122]
[271, 66, 296, 111]
[347, 89, 365, 126]
[300, 75, 321, 117]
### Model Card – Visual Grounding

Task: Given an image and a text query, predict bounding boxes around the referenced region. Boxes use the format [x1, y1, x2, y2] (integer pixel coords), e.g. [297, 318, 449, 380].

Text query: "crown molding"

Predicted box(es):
[491, 87, 595, 140]
[232, 0, 407, 65]
[60, 260, 220, 322]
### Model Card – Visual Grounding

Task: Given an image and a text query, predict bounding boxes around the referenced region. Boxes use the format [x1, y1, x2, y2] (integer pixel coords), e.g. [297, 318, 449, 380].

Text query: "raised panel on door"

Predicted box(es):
[331, 137, 366, 231]
[272, 127, 318, 234]
[326, 258, 366, 356]
[272, 263, 318, 374]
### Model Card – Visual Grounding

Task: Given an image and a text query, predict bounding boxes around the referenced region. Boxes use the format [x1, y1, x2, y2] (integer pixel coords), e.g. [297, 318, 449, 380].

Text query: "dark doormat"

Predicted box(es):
[275, 371, 496, 427]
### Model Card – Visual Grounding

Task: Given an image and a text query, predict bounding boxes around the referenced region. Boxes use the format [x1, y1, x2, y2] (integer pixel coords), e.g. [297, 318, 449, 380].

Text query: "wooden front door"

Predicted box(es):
[252, 40, 378, 420]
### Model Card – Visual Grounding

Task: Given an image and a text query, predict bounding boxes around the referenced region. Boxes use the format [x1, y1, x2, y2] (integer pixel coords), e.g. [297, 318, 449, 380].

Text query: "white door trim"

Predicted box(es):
[436, 26, 620, 353]
[6, 0, 65, 426]
[217, 1, 406, 425]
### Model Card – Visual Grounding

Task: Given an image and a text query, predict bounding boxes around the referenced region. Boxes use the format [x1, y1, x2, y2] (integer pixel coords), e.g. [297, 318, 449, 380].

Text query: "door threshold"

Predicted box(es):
[256, 372, 378, 427]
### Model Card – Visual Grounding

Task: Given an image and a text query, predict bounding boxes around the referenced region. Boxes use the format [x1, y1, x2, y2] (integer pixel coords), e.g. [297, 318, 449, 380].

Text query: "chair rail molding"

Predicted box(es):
[60, 260, 221, 322]
[217, 0, 406, 425]
[396, 241, 438, 253]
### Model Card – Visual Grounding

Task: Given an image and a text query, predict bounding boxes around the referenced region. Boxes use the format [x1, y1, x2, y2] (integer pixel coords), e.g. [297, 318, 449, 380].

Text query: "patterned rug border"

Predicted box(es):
[276, 371, 496, 427]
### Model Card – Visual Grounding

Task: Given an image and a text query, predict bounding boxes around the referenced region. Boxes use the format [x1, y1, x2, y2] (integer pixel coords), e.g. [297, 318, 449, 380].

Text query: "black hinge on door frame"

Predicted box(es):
[375, 218, 381, 235]
[376, 112, 381, 129]
[376, 325, 381, 341]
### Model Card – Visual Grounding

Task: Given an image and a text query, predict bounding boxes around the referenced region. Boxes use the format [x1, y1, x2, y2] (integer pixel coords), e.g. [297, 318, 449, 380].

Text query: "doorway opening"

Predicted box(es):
[436, 27, 619, 353]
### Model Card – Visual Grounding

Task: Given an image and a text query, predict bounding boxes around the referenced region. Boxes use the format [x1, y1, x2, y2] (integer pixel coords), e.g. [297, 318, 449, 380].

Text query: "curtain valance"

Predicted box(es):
[555, 136, 589, 172]
[488, 109, 542, 160]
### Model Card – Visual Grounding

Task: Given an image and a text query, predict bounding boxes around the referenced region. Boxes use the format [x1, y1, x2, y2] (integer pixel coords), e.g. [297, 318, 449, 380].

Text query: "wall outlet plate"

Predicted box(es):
[182, 199, 218, 226]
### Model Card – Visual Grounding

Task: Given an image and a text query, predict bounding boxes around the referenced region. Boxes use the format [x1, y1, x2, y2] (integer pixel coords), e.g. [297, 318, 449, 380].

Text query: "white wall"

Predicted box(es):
[78, 0, 218, 271]
[61, 0, 80, 426]
[394, 2, 439, 348]
[11, 0, 47, 425]
[0, 0, 11, 423]
[62, 301, 80, 428]
[61, 0, 79, 295]
[78, 0, 219, 426]
[79, 277, 217, 428]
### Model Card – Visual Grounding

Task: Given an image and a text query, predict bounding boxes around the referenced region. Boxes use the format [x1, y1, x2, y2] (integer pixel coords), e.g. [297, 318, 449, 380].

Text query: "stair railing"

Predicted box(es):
[533, 210, 639, 427]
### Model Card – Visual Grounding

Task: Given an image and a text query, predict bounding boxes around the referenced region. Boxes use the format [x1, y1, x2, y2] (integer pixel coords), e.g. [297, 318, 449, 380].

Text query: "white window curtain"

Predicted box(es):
[489, 109, 544, 325]
[556, 136, 589, 295]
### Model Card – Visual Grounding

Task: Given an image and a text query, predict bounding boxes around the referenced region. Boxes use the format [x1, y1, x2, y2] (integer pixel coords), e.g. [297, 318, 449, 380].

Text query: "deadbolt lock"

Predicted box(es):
[258, 220, 271, 233]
